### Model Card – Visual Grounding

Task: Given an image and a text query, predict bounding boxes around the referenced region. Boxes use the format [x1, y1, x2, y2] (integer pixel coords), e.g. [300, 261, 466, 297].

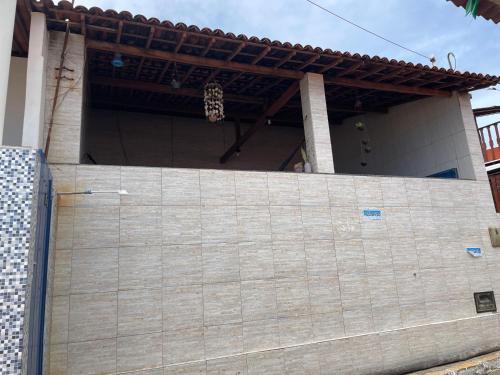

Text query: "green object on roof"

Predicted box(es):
[465, 0, 481, 18]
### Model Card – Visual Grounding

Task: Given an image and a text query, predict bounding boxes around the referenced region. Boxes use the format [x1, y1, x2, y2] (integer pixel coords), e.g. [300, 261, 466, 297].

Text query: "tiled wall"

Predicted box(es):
[332, 93, 484, 180]
[43, 31, 84, 164]
[48, 165, 500, 374]
[0, 147, 37, 374]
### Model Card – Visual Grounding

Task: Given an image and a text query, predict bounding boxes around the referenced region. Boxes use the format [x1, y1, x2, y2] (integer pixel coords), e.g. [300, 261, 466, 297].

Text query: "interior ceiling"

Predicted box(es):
[13, 0, 500, 127]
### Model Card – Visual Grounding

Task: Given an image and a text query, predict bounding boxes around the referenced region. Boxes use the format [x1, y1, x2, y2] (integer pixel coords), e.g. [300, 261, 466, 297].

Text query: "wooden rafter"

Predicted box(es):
[87, 40, 305, 80]
[325, 77, 451, 97]
[297, 54, 320, 70]
[318, 58, 344, 74]
[275, 51, 296, 68]
[251, 46, 271, 64]
[91, 76, 265, 105]
[220, 81, 300, 163]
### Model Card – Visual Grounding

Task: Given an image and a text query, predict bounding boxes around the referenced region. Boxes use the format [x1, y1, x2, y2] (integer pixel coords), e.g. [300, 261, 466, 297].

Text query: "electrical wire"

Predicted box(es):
[303, 0, 433, 62]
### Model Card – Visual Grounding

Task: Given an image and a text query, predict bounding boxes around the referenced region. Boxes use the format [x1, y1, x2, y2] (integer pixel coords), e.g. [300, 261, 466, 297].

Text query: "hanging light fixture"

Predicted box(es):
[111, 53, 125, 68]
[171, 63, 181, 89]
[204, 82, 225, 123]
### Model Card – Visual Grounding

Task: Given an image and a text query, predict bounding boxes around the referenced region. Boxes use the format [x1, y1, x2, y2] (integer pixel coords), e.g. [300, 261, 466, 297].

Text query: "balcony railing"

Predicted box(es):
[478, 122, 500, 163]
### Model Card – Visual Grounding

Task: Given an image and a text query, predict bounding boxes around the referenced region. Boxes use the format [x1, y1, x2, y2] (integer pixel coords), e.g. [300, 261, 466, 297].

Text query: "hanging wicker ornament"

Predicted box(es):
[204, 82, 225, 123]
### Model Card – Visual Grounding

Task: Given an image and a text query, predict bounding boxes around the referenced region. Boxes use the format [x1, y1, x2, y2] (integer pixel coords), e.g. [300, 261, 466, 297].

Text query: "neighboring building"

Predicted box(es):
[448, 0, 500, 23]
[2, 1, 500, 374]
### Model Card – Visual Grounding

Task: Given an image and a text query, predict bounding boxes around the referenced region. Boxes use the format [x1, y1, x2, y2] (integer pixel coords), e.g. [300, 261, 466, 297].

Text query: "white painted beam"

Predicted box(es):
[0, 0, 17, 145]
[22, 12, 48, 149]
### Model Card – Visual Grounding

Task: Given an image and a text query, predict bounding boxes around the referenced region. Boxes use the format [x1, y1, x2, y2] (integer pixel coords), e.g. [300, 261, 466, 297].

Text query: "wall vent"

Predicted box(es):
[474, 291, 497, 313]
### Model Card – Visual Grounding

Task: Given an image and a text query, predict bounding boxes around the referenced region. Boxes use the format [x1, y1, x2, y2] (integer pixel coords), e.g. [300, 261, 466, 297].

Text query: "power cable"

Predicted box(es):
[303, 0, 434, 63]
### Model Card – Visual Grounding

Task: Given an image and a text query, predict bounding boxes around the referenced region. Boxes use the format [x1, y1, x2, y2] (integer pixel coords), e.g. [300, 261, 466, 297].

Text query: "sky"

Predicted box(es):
[74, 0, 500, 127]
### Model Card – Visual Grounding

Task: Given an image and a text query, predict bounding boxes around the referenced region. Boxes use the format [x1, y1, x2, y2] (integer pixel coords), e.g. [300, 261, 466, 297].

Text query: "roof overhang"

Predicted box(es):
[11, 0, 500, 125]
[448, 0, 500, 23]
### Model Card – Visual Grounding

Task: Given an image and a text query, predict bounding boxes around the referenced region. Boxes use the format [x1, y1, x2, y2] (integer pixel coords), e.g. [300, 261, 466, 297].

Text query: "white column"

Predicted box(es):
[22, 12, 48, 149]
[300, 72, 335, 173]
[0, 0, 17, 145]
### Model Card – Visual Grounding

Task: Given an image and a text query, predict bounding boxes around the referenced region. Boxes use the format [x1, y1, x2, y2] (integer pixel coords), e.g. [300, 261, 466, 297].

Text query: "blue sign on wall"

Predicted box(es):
[362, 209, 382, 220]
[466, 247, 482, 257]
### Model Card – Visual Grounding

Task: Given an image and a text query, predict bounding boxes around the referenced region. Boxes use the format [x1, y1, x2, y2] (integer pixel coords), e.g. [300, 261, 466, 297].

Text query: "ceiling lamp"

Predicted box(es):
[204, 82, 225, 123]
[171, 63, 181, 89]
[111, 53, 124, 68]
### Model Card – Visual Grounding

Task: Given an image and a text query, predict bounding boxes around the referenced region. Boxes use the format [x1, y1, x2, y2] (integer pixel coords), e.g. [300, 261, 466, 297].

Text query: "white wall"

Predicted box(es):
[83, 108, 304, 172]
[3, 57, 27, 146]
[331, 93, 479, 179]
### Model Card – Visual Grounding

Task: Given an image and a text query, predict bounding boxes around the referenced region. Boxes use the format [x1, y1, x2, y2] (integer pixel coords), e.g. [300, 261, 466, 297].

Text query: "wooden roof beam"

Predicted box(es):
[297, 54, 320, 70]
[251, 46, 271, 64]
[325, 77, 451, 97]
[135, 27, 156, 80]
[86, 40, 304, 80]
[336, 61, 364, 78]
[220, 81, 300, 163]
[90, 76, 265, 105]
[318, 58, 344, 74]
[203, 41, 243, 86]
[274, 51, 296, 68]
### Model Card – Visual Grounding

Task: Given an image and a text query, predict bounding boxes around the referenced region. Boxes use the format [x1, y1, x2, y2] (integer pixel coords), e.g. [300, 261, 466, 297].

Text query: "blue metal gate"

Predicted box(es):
[27, 152, 53, 374]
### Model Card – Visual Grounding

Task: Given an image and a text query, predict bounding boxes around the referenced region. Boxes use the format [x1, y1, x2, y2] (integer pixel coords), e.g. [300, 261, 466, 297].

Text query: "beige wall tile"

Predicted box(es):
[162, 168, 200, 206]
[164, 362, 207, 375]
[117, 333, 163, 373]
[50, 296, 69, 345]
[305, 240, 336, 277]
[202, 243, 239, 283]
[163, 285, 203, 331]
[75, 165, 121, 207]
[207, 355, 248, 375]
[284, 344, 321, 375]
[267, 173, 299, 206]
[49, 344, 68, 375]
[269, 206, 303, 242]
[163, 328, 205, 365]
[278, 315, 313, 346]
[120, 206, 162, 246]
[246, 350, 285, 375]
[119, 246, 162, 290]
[73, 206, 119, 249]
[204, 323, 243, 358]
[201, 205, 238, 244]
[235, 171, 269, 206]
[200, 169, 235, 205]
[121, 167, 162, 206]
[238, 241, 274, 281]
[162, 206, 201, 245]
[118, 289, 162, 336]
[273, 241, 306, 279]
[275, 277, 310, 318]
[300, 206, 333, 241]
[70, 248, 118, 294]
[242, 319, 280, 352]
[237, 206, 271, 242]
[203, 282, 242, 326]
[163, 244, 202, 287]
[68, 338, 116, 375]
[241, 279, 277, 322]
[53, 250, 71, 296]
[69, 292, 117, 342]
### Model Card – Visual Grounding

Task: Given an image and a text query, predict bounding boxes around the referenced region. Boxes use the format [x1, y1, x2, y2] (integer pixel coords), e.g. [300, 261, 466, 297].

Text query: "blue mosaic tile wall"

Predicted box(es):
[0, 147, 37, 375]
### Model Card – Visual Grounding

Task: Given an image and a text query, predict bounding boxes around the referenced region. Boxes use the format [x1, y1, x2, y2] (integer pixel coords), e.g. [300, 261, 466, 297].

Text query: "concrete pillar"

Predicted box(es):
[0, 0, 17, 145]
[22, 12, 48, 149]
[300, 72, 335, 173]
[456, 92, 488, 181]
